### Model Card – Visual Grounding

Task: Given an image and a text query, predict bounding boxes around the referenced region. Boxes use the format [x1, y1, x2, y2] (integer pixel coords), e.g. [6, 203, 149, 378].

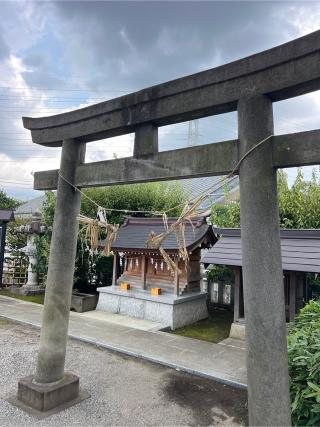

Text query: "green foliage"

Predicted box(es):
[211, 202, 240, 228]
[6, 218, 28, 256]
[42, 191, 56, 226]
[41, 182, 188, 290]
[211, 169, 320, 230]
[278, 169, 320, 229]
[0, 188, 21, 209]
[288, 300, 320, 425]
[207, 265, 235, 283]
[34, 234, 51, 274]
[74, 243, 113, 291]
[80, 181, 187, 225]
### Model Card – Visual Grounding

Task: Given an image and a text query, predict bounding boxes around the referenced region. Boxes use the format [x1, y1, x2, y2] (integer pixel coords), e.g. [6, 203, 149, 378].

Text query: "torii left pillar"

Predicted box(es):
[12, 139, 90, 415]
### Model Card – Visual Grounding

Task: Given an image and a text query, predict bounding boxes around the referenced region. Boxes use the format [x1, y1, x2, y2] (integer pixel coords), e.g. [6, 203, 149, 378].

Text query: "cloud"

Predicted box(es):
[0, 0, 319, 199]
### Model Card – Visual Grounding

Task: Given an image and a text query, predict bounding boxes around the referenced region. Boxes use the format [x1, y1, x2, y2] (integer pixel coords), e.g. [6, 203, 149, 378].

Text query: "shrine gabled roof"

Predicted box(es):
[202, 228, 320, 273]
[0, 209, 15, 222]
[111, 216, 216, 253]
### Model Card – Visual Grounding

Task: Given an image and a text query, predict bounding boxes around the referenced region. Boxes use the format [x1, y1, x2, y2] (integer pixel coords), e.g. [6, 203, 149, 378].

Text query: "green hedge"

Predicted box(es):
[288, 300, 320, 425]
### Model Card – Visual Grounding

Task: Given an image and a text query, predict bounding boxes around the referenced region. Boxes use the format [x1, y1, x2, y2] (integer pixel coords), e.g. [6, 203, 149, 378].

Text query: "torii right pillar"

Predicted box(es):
[238, 95, 291, 426]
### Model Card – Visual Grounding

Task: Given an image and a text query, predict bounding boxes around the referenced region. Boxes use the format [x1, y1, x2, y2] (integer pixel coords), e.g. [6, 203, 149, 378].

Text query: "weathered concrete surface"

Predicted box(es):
[229, 322, 246, 341]
[23, 31, 320, 145]
[0, 296, 247, 388]
[238, 95, 291, 426]
[133, 123, 158, 157]
[97, 287, 208, 329]
[34, 139, 238, 190]
[17, 373, 80, 412]
[272, 129, 320, 168]
[0, 319, 248, 426]
[70, 293, 98, 313]
[35, 139, 86, 384]
[34, 129, 320, 191]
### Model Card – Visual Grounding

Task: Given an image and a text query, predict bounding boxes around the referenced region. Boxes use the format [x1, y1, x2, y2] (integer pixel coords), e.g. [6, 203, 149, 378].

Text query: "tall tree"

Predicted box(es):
[0, 189, 21, 209]
[211, 169, 320, 229]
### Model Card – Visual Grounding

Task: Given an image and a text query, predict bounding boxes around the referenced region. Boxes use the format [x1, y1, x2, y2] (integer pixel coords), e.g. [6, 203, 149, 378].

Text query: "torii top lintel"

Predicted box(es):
[23, 30, 320, 147]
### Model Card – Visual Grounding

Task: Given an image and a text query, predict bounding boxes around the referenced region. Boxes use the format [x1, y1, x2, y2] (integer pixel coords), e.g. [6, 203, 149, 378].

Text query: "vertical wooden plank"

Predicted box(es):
[174, 257, 180, 296]
[112, 253, 118, 286]
[289, 272, 297, 322]
[233, 267, 240, 322]
[0, 222, 7, 288]
[141, 255, 147, 290]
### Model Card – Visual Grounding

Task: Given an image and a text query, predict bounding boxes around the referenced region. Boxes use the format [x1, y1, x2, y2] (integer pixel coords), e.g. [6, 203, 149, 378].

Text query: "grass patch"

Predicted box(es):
[170, 309, 233, 343]
[0, 288, 45, 305]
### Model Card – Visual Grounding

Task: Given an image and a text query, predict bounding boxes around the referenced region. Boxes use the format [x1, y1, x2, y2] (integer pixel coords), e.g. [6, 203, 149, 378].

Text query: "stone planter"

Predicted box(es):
[70, 292, 98, 313]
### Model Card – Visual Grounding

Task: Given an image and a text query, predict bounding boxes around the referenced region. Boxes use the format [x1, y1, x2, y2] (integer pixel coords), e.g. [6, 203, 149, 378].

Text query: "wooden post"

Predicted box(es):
[141, 255, 147, 290]
[174, 257, 179, 296]
[289, 272, 297, 322]
[112, 253, 118, 286]
[0, 222, 7, 288]
[233, 267, 241, 322]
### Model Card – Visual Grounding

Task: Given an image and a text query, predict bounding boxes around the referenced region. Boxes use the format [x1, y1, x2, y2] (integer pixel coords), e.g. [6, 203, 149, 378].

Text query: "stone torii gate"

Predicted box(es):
[15, 31, 320, 425]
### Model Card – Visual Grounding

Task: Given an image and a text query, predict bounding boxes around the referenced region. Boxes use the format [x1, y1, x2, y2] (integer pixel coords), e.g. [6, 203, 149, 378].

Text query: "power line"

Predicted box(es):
[0, 85, 133, 93]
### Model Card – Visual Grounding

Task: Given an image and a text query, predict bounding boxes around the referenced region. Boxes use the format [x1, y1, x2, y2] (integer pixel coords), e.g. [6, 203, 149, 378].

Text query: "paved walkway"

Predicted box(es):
[0, 296, 247, 388]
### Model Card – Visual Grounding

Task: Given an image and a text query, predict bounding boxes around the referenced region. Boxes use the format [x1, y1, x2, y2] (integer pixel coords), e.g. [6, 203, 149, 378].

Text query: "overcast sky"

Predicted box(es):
[0, 0, 319, 200]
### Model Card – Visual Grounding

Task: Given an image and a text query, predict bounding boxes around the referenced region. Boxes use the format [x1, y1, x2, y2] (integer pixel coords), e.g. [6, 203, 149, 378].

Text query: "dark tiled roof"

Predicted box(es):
[202, 227, 320, 273]
[179, 176, 239, 209]
[111, 216, 216, 252]
[0, 209, 15, 222]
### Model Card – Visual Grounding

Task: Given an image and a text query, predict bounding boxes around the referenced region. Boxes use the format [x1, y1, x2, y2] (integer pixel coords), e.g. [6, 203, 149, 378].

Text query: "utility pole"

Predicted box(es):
[188, 120, 199, 146]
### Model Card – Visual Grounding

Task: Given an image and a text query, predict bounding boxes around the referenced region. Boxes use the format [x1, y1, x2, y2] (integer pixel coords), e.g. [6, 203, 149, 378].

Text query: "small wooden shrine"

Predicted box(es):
[111, 216, 216, 295]
[97, 216, 216, 329]
[202, 228, 320, 339]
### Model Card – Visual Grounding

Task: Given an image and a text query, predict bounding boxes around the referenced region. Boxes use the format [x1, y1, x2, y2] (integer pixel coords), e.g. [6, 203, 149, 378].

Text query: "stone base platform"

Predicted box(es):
[7, 372, 90, 419]
[229, 320, 246, 340]
[97, 286, 208, 330]
[9, 285, 45, 296]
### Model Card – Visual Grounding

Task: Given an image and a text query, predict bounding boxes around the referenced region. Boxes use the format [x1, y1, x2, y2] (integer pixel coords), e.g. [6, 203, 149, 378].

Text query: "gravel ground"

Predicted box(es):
[0, 318, 248, 426]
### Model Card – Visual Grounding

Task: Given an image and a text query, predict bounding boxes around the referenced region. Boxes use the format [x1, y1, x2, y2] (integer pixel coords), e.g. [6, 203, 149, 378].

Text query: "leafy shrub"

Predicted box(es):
[288, 300, 320, 425]
[207, 264, 234, 283]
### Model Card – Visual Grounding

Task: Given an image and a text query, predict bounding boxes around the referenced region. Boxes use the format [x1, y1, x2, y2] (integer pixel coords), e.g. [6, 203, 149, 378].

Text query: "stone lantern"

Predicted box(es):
[17, 212, 47, 295]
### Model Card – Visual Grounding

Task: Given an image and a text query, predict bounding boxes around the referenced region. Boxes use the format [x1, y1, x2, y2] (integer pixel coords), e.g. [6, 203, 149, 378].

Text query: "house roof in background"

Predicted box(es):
[202, 228, 320, 273]
[111, 216, 216, 253]
[14, 175, 239, 218]
[179, 176, 239, 209]
[0, 209, 15, 222]
[14, 195, 46, 217]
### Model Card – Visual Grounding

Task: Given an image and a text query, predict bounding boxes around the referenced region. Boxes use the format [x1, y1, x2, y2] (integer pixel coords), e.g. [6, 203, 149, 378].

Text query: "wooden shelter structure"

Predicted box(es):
[110, 216, 215, 294]
[97, 217, 215, 328]
[203, 228, 319, 338]
[14, 30, 320, 425]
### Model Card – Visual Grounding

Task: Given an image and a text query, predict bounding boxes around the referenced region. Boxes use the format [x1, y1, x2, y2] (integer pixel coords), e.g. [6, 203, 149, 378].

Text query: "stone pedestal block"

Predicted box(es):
[17, 372, 80, 412]
[70, 292, 98, 312]
[229, 321, 246, 340]
[97, 286, 208, 329]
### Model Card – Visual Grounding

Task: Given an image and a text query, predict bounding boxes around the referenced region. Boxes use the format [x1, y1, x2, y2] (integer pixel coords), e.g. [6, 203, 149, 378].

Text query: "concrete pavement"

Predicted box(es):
[0, 295, 247, 388]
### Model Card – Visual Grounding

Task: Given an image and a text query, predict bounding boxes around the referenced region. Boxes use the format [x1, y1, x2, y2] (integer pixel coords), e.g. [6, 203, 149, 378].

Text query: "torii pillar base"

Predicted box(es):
[7, 373, 90, 419]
